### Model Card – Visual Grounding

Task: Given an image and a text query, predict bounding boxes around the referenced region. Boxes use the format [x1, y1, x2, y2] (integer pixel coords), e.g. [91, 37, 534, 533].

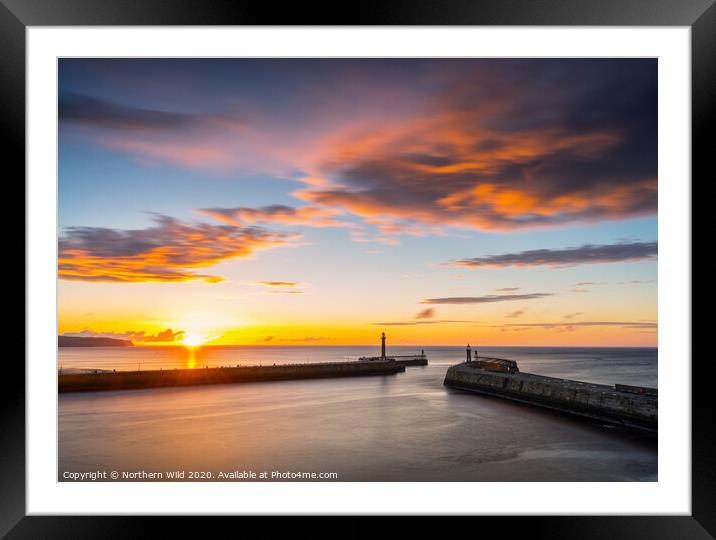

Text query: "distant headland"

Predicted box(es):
[58, 336, 134, 347]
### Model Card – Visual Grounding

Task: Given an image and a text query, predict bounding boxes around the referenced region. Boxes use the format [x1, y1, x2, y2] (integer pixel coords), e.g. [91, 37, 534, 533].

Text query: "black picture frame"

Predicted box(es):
[5, 1, 706, 537]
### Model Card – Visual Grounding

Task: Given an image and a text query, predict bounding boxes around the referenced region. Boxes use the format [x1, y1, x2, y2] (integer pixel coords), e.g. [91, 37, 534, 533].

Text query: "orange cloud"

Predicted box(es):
[59, 215, 298, 283]
[297, 61, 656, 232]
[296, 117, 654, 231]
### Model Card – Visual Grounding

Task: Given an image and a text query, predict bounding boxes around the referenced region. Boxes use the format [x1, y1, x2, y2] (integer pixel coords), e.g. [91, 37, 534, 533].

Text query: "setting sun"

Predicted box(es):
[182, 332, 206, 347]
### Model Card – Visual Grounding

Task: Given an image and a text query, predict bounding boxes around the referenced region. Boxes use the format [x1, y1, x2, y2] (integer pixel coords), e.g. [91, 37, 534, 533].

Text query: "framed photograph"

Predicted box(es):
[8, 0, 707, 536]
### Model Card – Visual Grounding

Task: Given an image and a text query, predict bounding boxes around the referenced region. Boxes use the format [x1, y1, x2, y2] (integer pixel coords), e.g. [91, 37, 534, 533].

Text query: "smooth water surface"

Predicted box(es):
[58, 346, 657, 481]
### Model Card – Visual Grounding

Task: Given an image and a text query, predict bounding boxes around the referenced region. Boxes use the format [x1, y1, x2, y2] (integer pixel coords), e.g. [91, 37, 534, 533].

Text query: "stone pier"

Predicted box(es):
[444, 361, 657, 432]
[59, 361, 405, 394]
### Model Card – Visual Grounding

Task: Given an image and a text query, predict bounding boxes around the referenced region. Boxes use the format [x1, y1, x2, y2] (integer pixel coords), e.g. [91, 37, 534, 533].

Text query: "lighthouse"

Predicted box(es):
[381, 332, 386, 359]
[466, 344, 472, 363]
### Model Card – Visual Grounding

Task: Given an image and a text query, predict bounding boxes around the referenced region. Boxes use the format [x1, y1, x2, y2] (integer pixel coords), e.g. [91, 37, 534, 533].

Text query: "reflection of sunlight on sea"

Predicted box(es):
[186, 347, 197, 369]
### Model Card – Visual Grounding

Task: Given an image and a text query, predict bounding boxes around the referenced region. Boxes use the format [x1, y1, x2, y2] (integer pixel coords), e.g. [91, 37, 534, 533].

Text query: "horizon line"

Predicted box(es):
[122, 343, 658, 349]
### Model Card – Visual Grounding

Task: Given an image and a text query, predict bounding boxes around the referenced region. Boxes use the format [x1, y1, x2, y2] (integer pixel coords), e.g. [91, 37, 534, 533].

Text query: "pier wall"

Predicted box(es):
[59, 361, 405, 394]
[394, 358, 428, 367]
[392, 356, 428, 367]
[358, 355, 428, 366]
[444, 363, 657, 432]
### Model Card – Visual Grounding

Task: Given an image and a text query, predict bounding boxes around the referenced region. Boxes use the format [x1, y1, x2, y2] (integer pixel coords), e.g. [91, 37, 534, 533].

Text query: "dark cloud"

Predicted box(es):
[422, 293, 552, 304]
[58, 93, 256, 169]
[495, 287, 521, 292]
[563, 312, 583, 319]
[448, 241, 657, 268]
[59, 214, 298, 283]
[505, 310, 525, 318]
[298, 59, 657, 231]
[414, 308, 435, 320]
[59, 93, 209, 132]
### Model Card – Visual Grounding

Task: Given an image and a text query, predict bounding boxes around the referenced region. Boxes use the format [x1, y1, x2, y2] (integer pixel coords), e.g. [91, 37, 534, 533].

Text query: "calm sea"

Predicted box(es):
[58, 345, 657, 482]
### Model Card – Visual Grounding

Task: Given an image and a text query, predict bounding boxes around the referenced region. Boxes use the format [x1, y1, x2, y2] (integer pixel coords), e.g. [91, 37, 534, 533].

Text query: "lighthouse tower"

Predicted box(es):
[381, 332, 386, 359]
[466, 344, 472, 363]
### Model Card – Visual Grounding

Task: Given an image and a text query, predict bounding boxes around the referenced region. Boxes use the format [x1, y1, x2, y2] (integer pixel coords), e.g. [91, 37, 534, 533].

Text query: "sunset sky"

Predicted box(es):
[58, 59, 657, 347]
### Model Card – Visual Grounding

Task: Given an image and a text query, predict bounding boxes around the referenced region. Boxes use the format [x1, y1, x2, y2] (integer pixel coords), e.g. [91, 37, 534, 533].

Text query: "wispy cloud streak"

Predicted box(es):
[414, 308, 435, 320]
[200, 205, 353, 228]
[373, 320, 476, 326]
[422, 293, 552, 304]
[447, 242, 657, 268]
[503, 321, 657, 329]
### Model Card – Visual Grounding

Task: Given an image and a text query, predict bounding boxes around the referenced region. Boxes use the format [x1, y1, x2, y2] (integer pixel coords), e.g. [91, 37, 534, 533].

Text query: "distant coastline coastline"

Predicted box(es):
[58, 335, 134, 348]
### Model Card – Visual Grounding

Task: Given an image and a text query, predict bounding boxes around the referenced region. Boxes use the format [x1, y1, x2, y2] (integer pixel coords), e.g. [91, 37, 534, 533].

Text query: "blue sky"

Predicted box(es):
[58, 58, 658, 346]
